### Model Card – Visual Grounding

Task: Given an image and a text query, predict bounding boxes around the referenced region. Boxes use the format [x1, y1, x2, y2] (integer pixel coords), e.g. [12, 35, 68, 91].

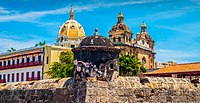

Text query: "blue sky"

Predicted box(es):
[0, 0, 200, 63]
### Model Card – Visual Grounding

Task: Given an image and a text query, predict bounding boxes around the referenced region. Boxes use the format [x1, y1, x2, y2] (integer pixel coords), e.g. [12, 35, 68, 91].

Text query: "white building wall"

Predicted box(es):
[10, 59, 12, 65]
[0, 66, 43, 83]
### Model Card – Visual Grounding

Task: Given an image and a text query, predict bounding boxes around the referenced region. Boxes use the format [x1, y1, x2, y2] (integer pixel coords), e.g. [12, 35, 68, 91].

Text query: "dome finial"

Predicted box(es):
[141, 21, 147, 32]
[118, 12, 124, 17]
[94, 28, 98, 35]
[117, 12, 124, 24]
[69, 6, 74, 20]
[141, 21, 146, 27]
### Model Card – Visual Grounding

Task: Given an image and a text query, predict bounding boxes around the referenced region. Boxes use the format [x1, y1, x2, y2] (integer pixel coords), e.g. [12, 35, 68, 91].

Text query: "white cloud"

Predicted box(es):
[154, 22, 200, 36]
[0, 31, 49, 52]
[0, 7, 17, 14]
[127, 5, 200, 27]
[0, 0, 161, 23]
[0, 38, 38, 52]
[156, 49, 198, 63]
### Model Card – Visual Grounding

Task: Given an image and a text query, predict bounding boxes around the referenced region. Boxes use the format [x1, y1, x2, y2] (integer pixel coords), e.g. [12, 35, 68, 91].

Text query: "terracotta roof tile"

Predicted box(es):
[145, 62, 200, 75]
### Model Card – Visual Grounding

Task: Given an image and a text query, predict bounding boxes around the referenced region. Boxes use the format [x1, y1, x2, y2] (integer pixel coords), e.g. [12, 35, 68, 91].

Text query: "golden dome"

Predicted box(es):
[58, 19, 85, 38]
[58, 7, 85, 38]
[55, 7, 85, 48]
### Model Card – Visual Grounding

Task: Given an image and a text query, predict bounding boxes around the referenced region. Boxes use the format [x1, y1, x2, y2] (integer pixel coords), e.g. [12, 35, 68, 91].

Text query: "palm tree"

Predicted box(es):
[119, 53, 146, 76]
[7, 47, 16, 52]
[35, 41, 46, 47]
[45, 51, 74, 78]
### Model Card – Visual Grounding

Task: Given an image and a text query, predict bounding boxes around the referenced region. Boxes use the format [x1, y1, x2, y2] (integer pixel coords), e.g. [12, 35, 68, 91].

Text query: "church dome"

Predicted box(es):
[55, 7, 85, 48]
[108, 12, 132, 35]
[58, 19, 85, 38]
[109, 23, 131, 34]
[79, 28, 114, 47]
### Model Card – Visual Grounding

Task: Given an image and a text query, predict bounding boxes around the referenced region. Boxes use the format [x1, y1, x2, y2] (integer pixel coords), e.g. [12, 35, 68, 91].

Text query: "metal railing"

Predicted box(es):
[0, 61, 42, 70]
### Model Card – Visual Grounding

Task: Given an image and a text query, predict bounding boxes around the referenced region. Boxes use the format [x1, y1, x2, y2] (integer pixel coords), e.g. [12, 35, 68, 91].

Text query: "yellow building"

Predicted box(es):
[55, 7, 85, 48]
[0, 45, 71, 83]
[109, 12, 155, 69]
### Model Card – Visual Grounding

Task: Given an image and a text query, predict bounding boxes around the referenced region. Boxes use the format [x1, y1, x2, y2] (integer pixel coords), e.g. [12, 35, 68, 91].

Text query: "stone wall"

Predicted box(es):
[84, 77, 200, 103]
[0, 77, 200, 103]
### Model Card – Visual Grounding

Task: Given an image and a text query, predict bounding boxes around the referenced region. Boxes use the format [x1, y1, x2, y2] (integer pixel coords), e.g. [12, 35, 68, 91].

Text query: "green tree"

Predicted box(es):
[35, 41, 46, 47]
[45, 51, 74, 78]
[7, 47, 16, 52]
[119, 54, 146, 76]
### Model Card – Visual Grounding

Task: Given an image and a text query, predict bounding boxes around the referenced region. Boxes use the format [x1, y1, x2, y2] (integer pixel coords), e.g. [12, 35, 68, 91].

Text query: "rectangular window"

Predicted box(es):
[27, 57, 30, 63]
[17, 59, 19, 64]
[46, 56, 49, 64]
[4, 61, 6, 66]
[16, 73, 19, 82]
[32, 56, 35, 62]
[7, 74, 10, 82]
[12, 60, 15, 65]
[8, 60, 10, 66]
[22, 58, 24, 63]
[3, 74, 5, 80]
[0, 75, 2, 80]
[26, 72, 29, 81]
[21, 73, 24, 81]
[12, 73, 14, 82]
[37, 71, 40, 80]
[38, 56, 41, 62]
[0, 62, 2, 66]
[32, 71, 34, 80]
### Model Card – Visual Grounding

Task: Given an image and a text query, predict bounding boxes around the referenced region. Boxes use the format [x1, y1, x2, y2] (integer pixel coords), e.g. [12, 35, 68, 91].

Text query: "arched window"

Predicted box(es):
[71, 45, 75, 48]
[61, 26, 66, 32]
[129, 38, 132, 43]
[126, 37, 128, 42]
[110, 64, 114, 69]
[113, 37, 116, 42]
[60, 37, 63, 42]
[150, 57, 153, 63]
[71, 25, 75, 29]
[142, 57, 146, 67]
[118, 37, 121, 42]
[142, 40, 145, 45]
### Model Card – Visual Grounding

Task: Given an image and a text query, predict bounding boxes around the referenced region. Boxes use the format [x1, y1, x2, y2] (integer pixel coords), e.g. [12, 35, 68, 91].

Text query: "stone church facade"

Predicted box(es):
[109, 12, 155, 69]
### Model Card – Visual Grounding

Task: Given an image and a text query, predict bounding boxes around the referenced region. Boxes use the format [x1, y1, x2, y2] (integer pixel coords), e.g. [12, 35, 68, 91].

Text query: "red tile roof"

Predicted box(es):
[145, 62, 200, 75]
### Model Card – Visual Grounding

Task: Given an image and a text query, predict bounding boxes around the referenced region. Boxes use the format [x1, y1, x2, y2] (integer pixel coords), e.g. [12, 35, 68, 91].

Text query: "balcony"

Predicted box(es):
[27, 77, 40, 81]
[0, 61, 42, 70]
[0, 79, 6, 83]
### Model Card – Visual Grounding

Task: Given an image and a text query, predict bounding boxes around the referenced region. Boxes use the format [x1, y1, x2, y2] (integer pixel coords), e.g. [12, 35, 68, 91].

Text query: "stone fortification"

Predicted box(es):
[0, 77, 200, 103]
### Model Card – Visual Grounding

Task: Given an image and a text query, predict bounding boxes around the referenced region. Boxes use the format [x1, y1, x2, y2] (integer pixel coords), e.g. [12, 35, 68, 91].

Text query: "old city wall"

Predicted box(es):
[0, 77, 200, 103]
[84, 77, 200, 103]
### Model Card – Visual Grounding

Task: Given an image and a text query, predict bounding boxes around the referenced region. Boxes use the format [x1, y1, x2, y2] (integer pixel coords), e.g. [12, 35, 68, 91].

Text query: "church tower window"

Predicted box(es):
[118, 37, 121, 42]
[142, 40, 145, 45]
[113, 37, 116, 42]
[60, 37, 63, 42]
